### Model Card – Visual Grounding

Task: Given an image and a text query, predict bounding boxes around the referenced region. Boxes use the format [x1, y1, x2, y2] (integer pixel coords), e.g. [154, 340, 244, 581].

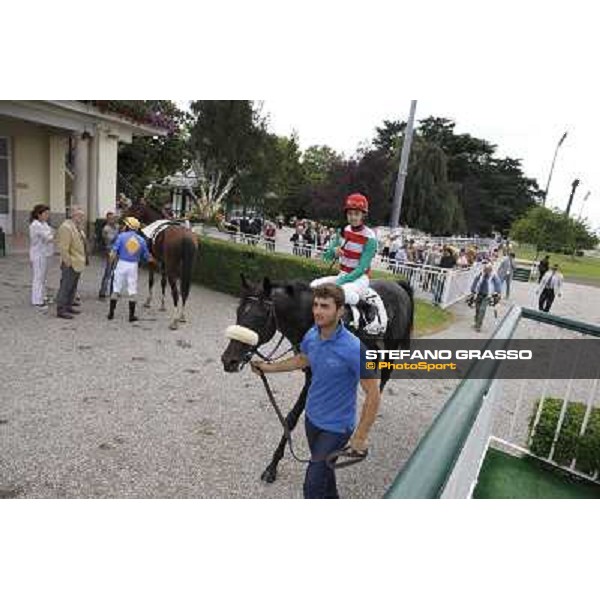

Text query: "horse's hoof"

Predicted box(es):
[179, 316, 187, 323]
[169, 321, 178, 330]
[143, 301, 151, 308]
[159, 306, 166, 312]
[260, 467, 277, 484]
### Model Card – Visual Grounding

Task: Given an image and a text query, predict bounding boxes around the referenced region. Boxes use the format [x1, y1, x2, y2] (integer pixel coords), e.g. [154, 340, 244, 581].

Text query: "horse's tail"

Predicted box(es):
[396, 279, 415, 333]
[180, 233, 197, 304]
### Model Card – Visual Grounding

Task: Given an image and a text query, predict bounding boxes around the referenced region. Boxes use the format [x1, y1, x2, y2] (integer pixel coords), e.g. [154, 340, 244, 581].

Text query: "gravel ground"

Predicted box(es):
[1, 252, 598, 498]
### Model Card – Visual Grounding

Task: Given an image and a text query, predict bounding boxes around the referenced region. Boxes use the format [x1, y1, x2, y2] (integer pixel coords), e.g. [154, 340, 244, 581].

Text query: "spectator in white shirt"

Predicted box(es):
[28, 204, 55, 309]
[537, 264, 563, 312]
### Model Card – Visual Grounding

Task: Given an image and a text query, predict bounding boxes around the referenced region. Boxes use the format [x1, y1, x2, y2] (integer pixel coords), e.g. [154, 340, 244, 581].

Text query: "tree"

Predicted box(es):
[302, 145, 343, 185]
[510, 206, 598, 253]
[264, 134, 307, 216]
[416, 116, 541, 234]
[402, 139, 465, 234]
[116, 100, 190, 198]
[188, 101, 269, 210]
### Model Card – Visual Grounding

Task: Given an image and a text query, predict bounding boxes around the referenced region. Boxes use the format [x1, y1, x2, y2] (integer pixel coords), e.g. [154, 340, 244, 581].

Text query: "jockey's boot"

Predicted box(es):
[350, 305, 361, 330]
[129, 301, 139, 323]
[363, 290, 388, 336]
[107, 299, 117, 320]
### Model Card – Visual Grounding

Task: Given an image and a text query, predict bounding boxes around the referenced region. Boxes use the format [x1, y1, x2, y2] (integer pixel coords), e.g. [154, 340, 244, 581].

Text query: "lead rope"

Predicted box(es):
[255, 368, 367, 469]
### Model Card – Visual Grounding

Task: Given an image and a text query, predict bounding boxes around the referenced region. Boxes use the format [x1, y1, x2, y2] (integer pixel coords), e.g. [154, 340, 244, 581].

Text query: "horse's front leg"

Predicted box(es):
[261, 371, 310, 484]
[144, 263, 155, 308]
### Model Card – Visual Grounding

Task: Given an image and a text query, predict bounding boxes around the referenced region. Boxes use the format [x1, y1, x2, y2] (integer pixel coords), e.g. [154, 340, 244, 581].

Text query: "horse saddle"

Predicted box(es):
[141, 220, 182, 251]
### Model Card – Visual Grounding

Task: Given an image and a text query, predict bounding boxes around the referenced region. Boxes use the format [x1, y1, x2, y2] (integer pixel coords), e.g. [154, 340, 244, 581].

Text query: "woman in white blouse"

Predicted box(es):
[29, 204, 55, 308]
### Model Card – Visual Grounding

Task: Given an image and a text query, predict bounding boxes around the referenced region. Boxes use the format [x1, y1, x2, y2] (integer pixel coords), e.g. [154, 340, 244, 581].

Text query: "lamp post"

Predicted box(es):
[565, 178, 580, 217]
[543, 131, 568, 206]
[578, 191, 591, 220]
[389, 100, 417, 231]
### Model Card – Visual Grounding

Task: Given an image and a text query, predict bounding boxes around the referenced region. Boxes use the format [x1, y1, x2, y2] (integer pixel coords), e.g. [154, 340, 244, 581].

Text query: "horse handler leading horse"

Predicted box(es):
[251, 283, 380, 499]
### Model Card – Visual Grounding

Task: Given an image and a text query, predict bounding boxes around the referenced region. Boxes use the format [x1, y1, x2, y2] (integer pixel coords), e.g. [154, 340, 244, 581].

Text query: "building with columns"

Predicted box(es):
[0, 101, 167, 236]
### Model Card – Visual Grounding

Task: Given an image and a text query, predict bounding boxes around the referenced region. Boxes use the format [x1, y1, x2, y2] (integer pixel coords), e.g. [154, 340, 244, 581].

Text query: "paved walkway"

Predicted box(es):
[0, 251, 598, 498]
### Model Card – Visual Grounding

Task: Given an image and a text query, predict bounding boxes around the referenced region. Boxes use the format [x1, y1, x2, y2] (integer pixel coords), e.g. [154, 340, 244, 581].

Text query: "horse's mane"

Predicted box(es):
[271, 280, 312, 295]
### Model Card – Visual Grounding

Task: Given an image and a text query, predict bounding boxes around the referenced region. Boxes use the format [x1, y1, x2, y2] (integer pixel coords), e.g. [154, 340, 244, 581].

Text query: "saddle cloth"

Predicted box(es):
[343, 303, 380, 337]
[141, 220, 180, 243]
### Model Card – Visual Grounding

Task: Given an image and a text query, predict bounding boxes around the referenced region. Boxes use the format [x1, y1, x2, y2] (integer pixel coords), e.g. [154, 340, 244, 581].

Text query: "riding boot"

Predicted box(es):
[364, 291, 388, 335]
[129, 301, 139, 322]
[107, 299, 117, 320]
[356, 300, 371, 329]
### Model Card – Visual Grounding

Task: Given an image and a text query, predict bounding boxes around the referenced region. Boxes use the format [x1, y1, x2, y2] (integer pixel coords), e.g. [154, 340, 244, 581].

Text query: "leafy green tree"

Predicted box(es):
[117, 100, 190, 198]
[302, 145, 343, 184]
[510, 206, 598, 253]
[417, 116, 540, 234]
[402, 139, 465, 234]
[188, 100, 269, 208]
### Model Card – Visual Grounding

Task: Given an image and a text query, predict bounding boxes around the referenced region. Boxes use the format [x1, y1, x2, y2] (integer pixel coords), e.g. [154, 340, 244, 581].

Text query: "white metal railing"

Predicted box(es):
[203, 226, 487, 309]
[498, 317, 600, 484]
[378, 257, 479, 308]
[441, 378, 501, 499]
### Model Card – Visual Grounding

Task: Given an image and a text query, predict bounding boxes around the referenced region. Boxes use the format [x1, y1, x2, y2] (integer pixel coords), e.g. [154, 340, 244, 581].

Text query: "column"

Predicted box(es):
[72, 133, 89, 211]
[48, 135, 66, 222]
[95, 130, 118, 218]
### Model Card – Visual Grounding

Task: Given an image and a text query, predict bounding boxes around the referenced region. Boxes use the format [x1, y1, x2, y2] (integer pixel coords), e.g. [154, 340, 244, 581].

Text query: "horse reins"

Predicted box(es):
[241, 295, 368, 470]
[255, 368, 368, 469]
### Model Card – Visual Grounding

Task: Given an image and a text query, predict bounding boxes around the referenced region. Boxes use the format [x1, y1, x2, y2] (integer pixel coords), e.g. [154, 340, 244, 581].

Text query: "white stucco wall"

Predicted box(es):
[0, 118, 48, 233]
[1, 102, 165, 235]
[0, 117, 68, 234]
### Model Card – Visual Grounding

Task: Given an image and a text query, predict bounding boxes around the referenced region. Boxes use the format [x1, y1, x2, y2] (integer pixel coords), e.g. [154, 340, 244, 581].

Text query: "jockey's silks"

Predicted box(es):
[112, 231, 150, 263]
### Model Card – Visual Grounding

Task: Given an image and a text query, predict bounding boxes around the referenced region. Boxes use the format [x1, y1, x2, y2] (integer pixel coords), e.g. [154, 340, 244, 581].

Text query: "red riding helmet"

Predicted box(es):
[344, 193, 369, 213]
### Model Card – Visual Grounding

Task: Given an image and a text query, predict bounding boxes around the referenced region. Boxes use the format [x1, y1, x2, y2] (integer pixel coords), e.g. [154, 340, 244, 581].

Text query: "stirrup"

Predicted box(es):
[350, 305, 360, 330]
[364, 317, 384, 335]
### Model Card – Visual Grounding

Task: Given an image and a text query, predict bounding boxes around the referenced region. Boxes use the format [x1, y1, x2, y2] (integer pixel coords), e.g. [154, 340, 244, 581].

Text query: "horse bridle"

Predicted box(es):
[237, 295, 368, 470]
[238, 295, 293, 367]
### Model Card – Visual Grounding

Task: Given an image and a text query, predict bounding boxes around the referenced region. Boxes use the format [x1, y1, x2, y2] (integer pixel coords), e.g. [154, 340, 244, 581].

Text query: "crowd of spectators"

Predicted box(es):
[379, 231, 510, 272]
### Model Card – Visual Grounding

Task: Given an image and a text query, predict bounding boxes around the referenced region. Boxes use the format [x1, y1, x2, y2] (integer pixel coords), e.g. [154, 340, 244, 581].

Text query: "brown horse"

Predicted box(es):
[125, 202, 199, 330]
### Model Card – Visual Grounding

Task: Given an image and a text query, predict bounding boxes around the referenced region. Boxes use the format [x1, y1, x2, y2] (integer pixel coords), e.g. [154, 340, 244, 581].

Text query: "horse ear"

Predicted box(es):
[240, 273, 250, 290]
[262, 277, 272, 298]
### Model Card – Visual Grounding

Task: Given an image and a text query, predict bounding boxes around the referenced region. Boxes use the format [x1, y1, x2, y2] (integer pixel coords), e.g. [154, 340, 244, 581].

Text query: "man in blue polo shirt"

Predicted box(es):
[251, 283, 381, 499]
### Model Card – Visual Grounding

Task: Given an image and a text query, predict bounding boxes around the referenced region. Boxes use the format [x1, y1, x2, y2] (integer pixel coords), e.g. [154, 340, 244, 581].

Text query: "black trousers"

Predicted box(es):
[539, 288, 555, 312]
[56, 264, 81, 313]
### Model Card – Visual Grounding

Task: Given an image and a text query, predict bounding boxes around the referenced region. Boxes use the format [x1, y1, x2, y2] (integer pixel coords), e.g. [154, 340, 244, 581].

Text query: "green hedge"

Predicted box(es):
[193, 235, 398, 296]
[529, 397, 600, 478]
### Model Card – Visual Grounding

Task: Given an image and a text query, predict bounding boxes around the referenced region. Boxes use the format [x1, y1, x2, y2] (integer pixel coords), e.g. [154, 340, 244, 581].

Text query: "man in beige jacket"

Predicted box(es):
[55, 205, 87, 319]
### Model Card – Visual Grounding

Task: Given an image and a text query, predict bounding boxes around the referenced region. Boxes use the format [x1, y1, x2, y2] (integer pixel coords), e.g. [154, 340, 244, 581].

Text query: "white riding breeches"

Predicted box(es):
[112, 260, 139, 298]
[310, 274, 370, 305]
[31, 255, 49, 305]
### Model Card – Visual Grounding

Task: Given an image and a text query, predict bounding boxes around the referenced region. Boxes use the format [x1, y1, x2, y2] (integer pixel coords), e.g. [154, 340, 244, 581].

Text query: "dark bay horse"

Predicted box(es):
[221, 275, 414, 483]
[125, 202, 198, 330]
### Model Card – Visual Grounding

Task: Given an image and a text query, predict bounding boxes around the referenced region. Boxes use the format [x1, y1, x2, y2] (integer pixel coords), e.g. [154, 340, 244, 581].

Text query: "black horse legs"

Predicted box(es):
[261, 372, 311, 484]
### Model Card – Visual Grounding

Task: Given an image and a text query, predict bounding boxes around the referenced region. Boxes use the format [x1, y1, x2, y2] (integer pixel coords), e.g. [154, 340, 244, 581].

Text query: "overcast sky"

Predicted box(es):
[260, 97, 599, 231]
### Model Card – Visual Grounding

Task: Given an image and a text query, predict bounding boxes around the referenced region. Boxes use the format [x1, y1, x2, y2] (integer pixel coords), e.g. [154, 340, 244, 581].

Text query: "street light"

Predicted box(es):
[578, 191, 591, 220]
[390, 100, 418, 230]
[543, 131, 568, 206]
[565, 178, 580, 217]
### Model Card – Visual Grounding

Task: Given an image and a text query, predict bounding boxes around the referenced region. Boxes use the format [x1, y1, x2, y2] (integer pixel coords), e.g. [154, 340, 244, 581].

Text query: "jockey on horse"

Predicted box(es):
[310, 193, 388, 336]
